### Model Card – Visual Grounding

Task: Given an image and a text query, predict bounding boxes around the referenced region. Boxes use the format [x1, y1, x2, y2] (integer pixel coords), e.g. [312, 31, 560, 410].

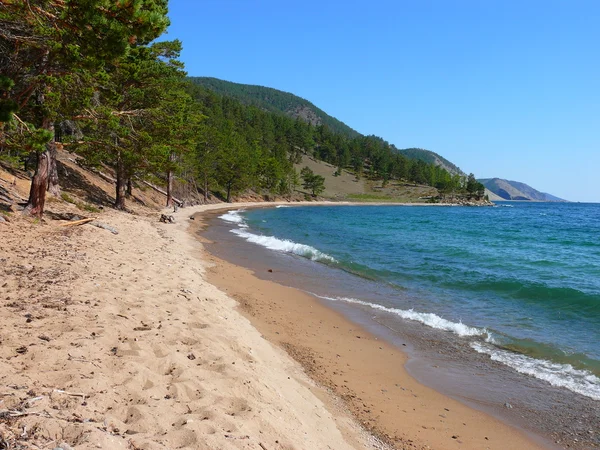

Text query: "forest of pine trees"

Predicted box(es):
[0, 1, 485, 218]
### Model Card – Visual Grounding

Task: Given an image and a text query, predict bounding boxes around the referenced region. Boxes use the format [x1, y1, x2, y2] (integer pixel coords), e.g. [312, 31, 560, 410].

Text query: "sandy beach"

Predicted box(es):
[0, 201, 548, 449]
[0, 202, 376, 449]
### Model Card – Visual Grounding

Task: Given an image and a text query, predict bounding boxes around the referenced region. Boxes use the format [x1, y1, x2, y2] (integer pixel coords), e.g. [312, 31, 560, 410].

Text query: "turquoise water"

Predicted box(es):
[220, 203, 600, 400]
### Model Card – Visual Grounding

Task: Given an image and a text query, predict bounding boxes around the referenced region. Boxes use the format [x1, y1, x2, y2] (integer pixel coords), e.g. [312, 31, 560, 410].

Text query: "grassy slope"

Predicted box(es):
[295, 156, 438, 202]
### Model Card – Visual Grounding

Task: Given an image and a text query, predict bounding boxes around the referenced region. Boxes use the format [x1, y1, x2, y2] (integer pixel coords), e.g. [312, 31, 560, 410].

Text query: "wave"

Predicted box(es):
[275, 205, 292, 208]
[219, 210, 247, 225]
[316, 294, 600, 400]
[231, 229, 336, 262]
[314, 295, 486, 337]
[471, 342, 600, 401]
[220, 209, 336, 263]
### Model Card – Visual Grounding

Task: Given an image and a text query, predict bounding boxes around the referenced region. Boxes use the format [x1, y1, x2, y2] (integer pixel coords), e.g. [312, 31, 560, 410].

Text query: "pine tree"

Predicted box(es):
[0, 0, 169, 217]
[77, 41, 192, 210]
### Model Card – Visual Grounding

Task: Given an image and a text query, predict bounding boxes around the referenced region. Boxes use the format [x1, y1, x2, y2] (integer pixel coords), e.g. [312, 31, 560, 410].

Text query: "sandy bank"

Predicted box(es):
[0, 202, 376, 449]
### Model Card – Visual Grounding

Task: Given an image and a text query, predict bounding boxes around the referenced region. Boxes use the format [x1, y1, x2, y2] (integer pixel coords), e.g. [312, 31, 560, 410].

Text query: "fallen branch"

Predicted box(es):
[139, 179, 182, 206]
[24, 396, 45, 408]
[53, 389, 86, 397]
[68, 354, 101, 367]
[90, 221, 118, 234]
[59, 218, 94, 227]
[94, 169, 117, 184]
[0, 409, 53, 419]
[53, 389, 86, 404]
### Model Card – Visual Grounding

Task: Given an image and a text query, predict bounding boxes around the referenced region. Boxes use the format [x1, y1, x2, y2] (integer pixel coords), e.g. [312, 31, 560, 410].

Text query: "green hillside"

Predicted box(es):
[399, 148, 465, 176]
[188, 77, 360, 138]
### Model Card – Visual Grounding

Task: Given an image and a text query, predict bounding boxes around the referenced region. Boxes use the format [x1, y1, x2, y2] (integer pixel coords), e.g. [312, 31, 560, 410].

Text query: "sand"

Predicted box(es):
[0, 201, 546, 449]
[0, 202, 377, 449]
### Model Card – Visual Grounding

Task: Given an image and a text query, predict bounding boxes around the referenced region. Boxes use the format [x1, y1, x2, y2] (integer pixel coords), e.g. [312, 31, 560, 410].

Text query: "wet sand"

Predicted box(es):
[196, 209, 548, 450]
[201, 206, 600, 450]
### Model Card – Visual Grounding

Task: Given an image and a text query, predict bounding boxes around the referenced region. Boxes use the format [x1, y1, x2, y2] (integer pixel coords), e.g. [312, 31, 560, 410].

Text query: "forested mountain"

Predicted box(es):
[186, 83, 484, 202]
[187, 79, 471, 177]
[188, 77, 360, 138]
[399, 148, 465, 176]
[479, 178, 566, 202]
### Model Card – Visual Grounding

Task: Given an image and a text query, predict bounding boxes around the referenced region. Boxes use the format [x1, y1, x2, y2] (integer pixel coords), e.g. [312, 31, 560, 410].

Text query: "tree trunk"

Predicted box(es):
[46, 126, 60, 197]
[166, 168, 173, 207]
[24, 118, 56, 217]
[114, 153, 126, 210]
[226, 181, 232, 203]
[24, 150, 49, 218]
[203, 176, 208, 203]
[126, 178, 132, 197]
[166, 152, 175, 207]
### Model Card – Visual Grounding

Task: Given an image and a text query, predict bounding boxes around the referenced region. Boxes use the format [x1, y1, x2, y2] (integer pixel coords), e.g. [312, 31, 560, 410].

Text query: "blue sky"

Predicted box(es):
[165, 1, 599, 202]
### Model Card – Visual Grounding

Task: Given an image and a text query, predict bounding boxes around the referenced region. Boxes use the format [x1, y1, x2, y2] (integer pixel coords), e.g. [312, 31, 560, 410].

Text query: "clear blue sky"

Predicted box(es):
[165, 1, 599, 202]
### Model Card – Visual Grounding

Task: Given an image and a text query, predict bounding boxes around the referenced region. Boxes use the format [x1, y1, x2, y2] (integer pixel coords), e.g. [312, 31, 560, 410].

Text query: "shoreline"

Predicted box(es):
[194, 205, 548, 449]
[1, 199, 590, 449]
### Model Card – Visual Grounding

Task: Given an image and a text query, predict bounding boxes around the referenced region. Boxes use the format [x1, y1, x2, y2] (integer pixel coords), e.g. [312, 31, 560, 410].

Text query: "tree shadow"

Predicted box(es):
[0, 160, 32, 180]
[44, 211, 86, 221]
[0, 184, 13, 211]
[57, 160, 113, 206]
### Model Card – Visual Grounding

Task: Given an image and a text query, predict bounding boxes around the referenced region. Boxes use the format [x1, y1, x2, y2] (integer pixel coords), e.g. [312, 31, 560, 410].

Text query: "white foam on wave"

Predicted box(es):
[315, 295, 485, 337]
[219, 210, 245, 224]
[275, 205, 292, 208]
[220, 209, 335, 262]
[231, 229, 336, 262]
[471, 342, 600, 401]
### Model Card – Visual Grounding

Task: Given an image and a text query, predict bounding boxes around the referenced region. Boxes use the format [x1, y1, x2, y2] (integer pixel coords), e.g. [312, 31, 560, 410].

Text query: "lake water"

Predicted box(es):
[219, 202, 600, 402]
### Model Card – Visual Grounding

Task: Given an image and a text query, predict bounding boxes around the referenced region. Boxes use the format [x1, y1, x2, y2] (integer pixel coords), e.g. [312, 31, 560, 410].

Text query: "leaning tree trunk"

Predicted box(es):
[24, 118, 56, 217]
[24, 150, 50, 218]
[114, 153, 127, 210]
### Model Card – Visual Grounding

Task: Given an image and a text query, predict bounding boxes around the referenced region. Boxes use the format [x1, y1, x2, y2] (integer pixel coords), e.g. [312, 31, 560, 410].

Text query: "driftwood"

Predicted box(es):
[159, 214, 175, 223]
[59, 218, 94, 227]
[0, 409, 52, 419]
[90, 221, 118, 234]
